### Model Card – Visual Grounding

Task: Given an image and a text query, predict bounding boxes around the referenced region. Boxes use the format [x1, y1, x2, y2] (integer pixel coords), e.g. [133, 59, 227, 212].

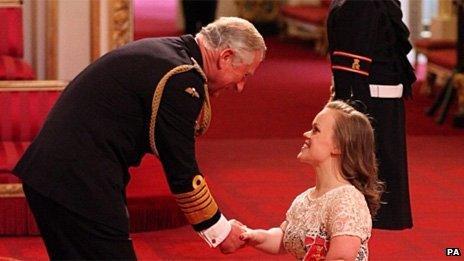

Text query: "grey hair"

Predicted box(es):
[196, 17, 267, 65]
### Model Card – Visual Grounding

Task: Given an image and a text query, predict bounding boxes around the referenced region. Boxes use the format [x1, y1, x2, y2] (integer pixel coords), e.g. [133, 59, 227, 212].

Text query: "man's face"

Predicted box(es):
[208, 50, 263, 97]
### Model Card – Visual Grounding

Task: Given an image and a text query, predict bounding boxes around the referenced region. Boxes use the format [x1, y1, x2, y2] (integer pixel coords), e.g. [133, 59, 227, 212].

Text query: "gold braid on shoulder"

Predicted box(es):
[149, 58, 211, 156]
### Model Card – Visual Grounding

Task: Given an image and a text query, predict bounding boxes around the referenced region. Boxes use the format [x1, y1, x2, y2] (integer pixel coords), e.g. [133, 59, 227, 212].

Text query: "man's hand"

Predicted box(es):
[329, 84, 335, 101]
[218, 219, 246, 254]
[329, 76, 335, 101]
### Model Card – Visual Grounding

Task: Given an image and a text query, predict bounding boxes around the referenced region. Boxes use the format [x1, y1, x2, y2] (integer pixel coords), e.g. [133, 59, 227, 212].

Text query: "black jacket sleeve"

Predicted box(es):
[155, 70, 221, 231]
[329, 0, 416, 100]
[329, 0, 380, 101]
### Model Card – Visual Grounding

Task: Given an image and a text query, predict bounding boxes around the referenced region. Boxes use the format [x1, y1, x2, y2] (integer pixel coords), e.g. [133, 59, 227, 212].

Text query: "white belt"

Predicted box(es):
[369, 84, 403, 98]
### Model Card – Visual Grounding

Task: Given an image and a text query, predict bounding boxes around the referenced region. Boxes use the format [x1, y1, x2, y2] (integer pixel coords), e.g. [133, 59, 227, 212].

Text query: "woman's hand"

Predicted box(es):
[239, 227, 285, 254]
[240, 228, 266, 246]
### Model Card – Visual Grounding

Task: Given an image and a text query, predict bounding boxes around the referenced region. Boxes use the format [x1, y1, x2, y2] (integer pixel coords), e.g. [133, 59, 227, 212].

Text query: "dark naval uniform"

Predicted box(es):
[13, 35, 222, 258]
[327, 0, 415, 229]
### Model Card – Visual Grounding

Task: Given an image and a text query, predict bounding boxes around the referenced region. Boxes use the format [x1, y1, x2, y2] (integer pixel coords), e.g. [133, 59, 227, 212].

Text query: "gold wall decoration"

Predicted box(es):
[235, 0, 281, 23]
[109, 0, 133, 50]
[0, 0, 21, 7]
[90, 0, 101, 62]
[0, 183, 24, 198]
[0, 80, 67, 91]
[46, 0, 58, 80]
[30, 0, 38, 72]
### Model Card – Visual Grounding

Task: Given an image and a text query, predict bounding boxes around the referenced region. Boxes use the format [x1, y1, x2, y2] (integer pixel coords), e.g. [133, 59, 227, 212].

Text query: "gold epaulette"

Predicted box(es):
[174, 175, 218, 225]
[149, 58, 211, 156]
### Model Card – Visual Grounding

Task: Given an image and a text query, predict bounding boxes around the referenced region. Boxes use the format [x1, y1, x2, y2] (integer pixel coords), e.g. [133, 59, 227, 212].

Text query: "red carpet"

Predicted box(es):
[1, 137, 463, 260]
[1, 35, 463, 259]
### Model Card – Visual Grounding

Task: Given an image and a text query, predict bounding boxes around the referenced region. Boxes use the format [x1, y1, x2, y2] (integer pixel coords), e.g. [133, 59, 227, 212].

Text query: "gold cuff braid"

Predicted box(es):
[174, 175, 218, 225]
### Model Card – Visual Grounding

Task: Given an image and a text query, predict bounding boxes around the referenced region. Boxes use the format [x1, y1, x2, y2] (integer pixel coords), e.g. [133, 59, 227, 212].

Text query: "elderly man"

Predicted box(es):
[14, 17, 266, 259]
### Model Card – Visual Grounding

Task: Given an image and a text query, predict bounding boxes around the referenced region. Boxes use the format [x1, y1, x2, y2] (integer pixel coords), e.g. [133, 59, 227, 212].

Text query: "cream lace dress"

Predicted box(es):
[283, 185, 371, 260]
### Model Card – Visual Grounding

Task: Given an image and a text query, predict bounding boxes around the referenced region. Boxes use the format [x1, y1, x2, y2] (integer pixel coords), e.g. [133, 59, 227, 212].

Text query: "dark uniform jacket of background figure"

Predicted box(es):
[327, 0, 415, 229]
[13, 35, 221, 234]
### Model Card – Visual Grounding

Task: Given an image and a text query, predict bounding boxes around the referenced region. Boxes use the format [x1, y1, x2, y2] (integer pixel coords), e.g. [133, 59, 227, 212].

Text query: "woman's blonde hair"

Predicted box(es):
[326, 100, 384, 216]
[197, 17, 267, 65]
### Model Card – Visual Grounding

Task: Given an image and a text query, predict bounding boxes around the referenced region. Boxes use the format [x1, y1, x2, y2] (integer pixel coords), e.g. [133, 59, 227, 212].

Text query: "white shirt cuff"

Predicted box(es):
[198, 214, 231, 248]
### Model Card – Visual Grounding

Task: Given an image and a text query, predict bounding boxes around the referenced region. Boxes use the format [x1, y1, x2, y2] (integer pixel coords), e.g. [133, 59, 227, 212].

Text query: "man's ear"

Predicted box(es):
[218, 49, 234, 69]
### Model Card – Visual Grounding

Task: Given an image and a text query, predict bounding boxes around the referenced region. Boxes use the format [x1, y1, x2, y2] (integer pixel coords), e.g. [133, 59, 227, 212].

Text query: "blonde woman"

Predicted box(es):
[241, 101, 383, 260]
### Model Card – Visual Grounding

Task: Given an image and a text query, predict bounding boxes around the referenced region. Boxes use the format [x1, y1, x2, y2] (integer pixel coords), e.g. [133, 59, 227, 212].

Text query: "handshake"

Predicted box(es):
[218, 219, 255, 254]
